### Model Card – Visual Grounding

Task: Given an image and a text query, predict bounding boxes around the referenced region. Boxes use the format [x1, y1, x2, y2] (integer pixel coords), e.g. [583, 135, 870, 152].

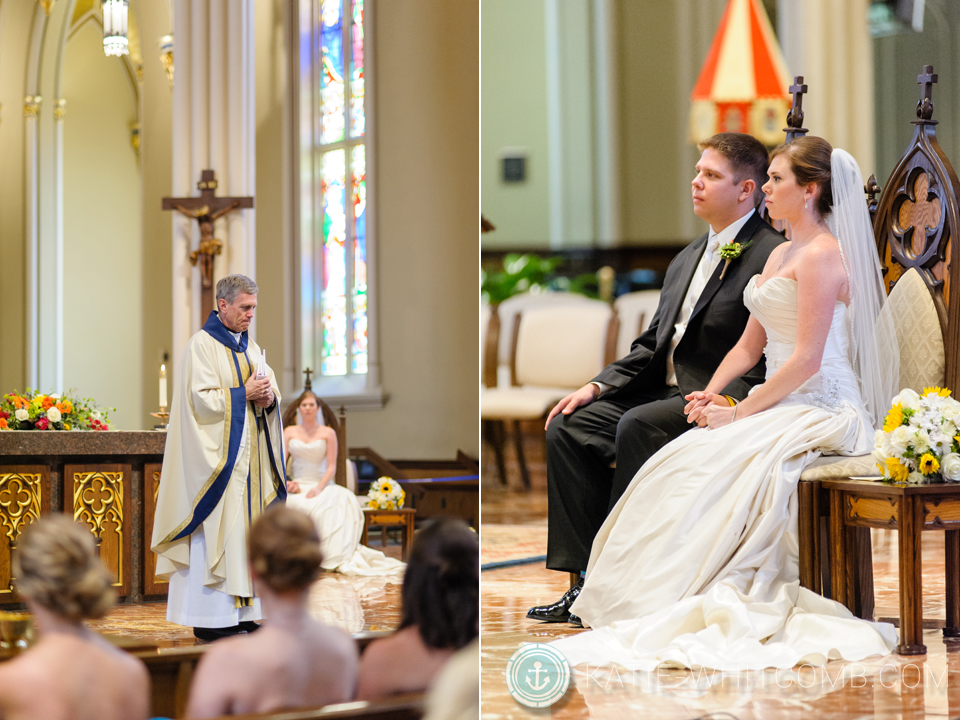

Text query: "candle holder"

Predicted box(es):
[150, 406, 170, 430]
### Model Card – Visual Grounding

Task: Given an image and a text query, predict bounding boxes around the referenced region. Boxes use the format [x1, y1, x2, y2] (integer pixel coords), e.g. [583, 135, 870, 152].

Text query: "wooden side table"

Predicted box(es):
[361, 507, 416, 561]
[823, 478, 960, 655]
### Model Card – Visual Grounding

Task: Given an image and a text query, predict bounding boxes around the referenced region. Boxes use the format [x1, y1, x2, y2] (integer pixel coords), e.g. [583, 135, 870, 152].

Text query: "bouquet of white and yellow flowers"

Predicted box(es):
[873, 387, 960, 483]
[365, 476, 405, 510]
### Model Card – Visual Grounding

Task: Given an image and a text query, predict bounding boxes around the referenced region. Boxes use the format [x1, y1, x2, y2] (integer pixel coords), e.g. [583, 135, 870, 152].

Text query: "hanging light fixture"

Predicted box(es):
[102, 0, 129, 57]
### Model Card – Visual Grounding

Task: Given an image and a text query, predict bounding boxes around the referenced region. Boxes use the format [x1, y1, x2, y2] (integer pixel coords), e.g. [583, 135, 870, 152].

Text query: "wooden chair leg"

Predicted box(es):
[898, 494, 926, 655]
[945, 529, 960, 642]
[569, 572, 580, 589]
[486, 420, 509, 485]
[512, 420, 531, 490]
[829, 489, 850, 609]
[798, 481, 819, 592]
[851, 527, 875, 621]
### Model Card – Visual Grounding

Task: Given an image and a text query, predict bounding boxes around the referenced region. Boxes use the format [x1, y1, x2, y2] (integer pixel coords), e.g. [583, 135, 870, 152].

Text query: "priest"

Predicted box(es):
[152, 274, 286, 641]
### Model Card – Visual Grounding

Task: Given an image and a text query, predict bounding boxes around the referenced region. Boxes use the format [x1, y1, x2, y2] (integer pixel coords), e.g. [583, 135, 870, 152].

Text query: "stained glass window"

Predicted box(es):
[302, 0, 368, 382]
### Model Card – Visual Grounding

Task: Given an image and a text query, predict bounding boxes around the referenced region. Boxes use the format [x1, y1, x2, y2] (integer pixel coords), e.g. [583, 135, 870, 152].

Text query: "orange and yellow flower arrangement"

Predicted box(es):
[0, 390, 112, 431]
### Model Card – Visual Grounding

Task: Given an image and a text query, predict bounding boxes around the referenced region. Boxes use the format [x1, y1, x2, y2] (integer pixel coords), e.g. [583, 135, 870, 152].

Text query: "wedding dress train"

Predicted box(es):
[286, 438, 405, 576]
[552, 276, 897, 671]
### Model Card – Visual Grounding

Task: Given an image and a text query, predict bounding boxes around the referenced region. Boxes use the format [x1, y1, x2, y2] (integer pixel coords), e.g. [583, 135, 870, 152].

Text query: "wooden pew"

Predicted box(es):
[137, 631, 393, 719]
[221, 693, 426, 720]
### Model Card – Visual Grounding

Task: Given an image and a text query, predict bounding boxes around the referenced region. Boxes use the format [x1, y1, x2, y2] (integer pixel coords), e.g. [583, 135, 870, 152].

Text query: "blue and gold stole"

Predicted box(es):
[170, 312, 286, 544]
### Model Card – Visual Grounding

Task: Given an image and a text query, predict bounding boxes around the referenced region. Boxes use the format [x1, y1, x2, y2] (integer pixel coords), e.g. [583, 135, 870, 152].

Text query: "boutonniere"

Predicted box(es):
[718, 239, 753, 280]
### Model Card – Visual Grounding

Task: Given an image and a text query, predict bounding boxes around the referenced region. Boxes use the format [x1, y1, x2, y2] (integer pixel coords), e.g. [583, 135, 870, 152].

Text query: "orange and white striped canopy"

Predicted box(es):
[689, 0, 792, 146]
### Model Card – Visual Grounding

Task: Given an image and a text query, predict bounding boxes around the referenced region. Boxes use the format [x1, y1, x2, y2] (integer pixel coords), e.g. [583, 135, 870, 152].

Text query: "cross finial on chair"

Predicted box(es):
[784, 76, 809, 140]
[917, 65, 938, 121]
[303, 367, 313, 390]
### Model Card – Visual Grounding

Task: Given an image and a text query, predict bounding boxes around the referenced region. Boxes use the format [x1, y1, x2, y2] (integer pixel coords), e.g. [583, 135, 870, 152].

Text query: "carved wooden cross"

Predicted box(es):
[162, 170, 254, 321]
[303, 367, 314, 390]
[784, 76, 808, 140]
[917, 65, 938, 120]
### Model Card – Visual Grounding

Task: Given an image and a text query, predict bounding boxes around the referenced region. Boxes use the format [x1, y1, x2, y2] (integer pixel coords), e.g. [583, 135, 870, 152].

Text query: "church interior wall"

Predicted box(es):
[873, 0, 960, 183]
[342, 0, 479, 460]
[61, 18, 143, 428]
[0, 0, 32, 394]
[135, 0, 174, 430]
[480, 0, 550, 249]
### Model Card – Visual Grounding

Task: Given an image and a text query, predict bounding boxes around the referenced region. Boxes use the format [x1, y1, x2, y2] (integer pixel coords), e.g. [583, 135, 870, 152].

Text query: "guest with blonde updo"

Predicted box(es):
[357, 518, 478, 700]
[0, 515, 150, 720]
[185, 505, 358, 717]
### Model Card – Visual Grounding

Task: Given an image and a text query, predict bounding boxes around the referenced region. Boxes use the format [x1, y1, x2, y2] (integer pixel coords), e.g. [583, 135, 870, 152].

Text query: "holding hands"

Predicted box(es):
[244, 375, 274, 408]
[684, 391, 737, 429]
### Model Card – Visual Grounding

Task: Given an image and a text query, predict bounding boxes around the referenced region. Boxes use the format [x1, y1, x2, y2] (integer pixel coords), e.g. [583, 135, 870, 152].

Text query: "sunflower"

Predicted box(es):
[886, 457, 909, 482]
[923, 386, 952, 398]
[919, 453, 940, 475]
[883, 403, 904, 433]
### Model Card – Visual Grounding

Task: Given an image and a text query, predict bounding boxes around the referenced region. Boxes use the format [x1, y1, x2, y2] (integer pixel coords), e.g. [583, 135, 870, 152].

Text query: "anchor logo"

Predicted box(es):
[525, 661, 551, 691]
[505, 643, 571, 708]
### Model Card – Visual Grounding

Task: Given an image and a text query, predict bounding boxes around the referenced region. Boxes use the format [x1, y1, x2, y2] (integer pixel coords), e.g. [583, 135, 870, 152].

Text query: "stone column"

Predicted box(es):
[777, 0, 875, 173]
[171, 0, 256, 364]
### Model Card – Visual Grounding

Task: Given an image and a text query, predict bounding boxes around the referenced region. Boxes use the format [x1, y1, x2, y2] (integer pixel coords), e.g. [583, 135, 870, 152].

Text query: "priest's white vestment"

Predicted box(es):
[152, 311, 286, 627]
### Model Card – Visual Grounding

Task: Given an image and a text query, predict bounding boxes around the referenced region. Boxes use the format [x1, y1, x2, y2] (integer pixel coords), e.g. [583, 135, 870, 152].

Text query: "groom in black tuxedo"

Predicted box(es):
[529, 133, 786, 625]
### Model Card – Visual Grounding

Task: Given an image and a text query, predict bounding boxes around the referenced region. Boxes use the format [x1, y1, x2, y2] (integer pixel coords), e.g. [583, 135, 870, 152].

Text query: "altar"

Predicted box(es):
[0, 431, 168, 605]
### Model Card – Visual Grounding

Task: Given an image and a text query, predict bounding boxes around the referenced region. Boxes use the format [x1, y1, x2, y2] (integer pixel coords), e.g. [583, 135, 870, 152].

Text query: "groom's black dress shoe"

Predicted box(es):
[568, 614, 583, 628]
[526, 577, 584, 622]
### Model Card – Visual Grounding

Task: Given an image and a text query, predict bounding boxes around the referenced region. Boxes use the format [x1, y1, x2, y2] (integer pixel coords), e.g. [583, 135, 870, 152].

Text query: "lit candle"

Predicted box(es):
[159, 364, 167, 409]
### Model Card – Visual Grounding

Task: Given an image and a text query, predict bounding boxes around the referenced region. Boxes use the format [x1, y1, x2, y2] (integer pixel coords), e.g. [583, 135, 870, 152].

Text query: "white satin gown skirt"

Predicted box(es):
[285, 439, 405, 576]
[553, 277, 897, 671]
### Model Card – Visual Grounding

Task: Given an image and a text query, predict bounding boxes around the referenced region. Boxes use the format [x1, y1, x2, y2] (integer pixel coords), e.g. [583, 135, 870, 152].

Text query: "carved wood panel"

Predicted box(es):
[0, 466, 49, 600]
[143, 463, 168, 596]
[872, 114, 960, 391]
[845, 495, 899, 529]
[64, 464, 131, 598]
[923, 497, 960, 528]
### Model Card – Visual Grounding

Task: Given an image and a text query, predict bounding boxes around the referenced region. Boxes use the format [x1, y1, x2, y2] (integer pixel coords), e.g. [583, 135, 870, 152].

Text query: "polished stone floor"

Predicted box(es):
[83, 544, 404, 649]
[481, 489, 960, 719]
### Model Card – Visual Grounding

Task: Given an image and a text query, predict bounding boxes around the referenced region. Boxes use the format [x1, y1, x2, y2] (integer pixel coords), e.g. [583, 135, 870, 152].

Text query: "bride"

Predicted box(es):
[284, 392, 404, 576]
[553, 137, 900, 671]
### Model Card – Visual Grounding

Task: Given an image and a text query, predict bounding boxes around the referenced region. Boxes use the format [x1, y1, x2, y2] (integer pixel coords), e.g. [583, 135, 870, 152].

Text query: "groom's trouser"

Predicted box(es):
[544, 386, 694, 574]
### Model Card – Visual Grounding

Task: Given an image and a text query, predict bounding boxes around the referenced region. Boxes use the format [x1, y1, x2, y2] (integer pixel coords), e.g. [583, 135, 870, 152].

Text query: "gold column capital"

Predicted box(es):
[54, 99, 66, 121]
[159, 35, 174, 88]
[23, 96, 41, 117]
[39, 0, 55, 16]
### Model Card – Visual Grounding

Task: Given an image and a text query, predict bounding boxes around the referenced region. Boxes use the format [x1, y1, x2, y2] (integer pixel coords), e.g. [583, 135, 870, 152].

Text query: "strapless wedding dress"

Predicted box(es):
[286, 438, 404, 576]
[553, 276, 897, 671]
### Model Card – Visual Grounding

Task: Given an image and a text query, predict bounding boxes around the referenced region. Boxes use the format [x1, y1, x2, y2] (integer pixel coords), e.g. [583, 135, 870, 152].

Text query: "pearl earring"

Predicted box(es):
[804, 199, 808, 209]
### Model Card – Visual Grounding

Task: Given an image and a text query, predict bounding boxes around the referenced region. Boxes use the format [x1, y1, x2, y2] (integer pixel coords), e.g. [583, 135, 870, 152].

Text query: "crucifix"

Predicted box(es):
[784, 76, 808, 141]
[162, 170, 254, 321]
[916, 65, 938, 121]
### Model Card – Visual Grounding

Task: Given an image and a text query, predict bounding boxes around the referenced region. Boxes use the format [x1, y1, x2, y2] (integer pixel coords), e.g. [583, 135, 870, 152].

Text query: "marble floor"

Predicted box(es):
[83, 543, 405, 649]
[481, 489, 960, 719]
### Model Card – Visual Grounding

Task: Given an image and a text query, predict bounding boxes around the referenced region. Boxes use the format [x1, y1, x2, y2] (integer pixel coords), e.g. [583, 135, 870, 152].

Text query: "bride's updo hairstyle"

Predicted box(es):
[249, 505, 323, 593]
[769, 136, 834, 218]
[14, 515, 116, 622]
[399, 518, 478, 650]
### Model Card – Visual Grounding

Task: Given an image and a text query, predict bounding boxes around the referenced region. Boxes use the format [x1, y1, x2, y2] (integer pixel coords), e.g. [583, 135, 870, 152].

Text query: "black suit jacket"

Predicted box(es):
[594, 211, 786, 402]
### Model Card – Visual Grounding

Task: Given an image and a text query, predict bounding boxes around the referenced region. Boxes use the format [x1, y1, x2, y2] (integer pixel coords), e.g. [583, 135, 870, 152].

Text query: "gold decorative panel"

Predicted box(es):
[71, 470, 125, 589]
[144, 463, 168, 596]
[0, 473, 42, 543]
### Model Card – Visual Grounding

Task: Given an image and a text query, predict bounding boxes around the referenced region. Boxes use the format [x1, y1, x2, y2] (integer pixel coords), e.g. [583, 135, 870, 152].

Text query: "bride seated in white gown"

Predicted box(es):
[554, 137, 900, 671]
[283, 392, 404, 576]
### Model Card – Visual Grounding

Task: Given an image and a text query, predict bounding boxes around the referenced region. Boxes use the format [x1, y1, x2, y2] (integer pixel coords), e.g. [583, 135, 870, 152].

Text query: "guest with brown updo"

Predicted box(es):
[185, 505, 358, 717]
[357, 518, 478, 699]
[0, 515, 149, 720]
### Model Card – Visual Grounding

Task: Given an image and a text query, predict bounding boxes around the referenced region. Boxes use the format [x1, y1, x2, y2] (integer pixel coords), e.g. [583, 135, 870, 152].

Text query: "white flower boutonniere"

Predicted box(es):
[718, 239, 754, 280]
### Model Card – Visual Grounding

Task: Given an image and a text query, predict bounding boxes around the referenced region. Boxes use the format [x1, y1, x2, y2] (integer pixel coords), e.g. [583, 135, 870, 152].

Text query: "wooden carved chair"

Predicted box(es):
[797, 66, 960, 646]
[282, 373, 354, 491]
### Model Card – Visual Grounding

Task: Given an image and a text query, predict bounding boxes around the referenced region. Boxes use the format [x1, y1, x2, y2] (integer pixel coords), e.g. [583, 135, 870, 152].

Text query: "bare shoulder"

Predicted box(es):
[800, 233, 844, 269]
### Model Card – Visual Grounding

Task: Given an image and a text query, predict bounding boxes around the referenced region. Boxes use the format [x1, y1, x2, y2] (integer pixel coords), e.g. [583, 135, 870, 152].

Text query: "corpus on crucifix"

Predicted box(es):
[162, 170, 254, 320]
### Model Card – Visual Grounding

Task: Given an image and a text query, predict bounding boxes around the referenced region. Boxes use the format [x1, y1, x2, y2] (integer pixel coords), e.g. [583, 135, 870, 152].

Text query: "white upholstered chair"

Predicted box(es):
[613, 289, 661, 359]
[480, 300, 616, 487]
[494, 291, 596, 387]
